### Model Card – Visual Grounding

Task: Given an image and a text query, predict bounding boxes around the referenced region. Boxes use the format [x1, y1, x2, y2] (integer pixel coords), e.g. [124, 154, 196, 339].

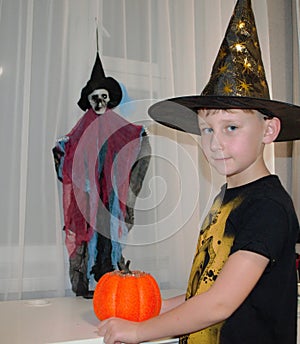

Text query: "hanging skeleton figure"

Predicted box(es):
[53, 53, 151, 298]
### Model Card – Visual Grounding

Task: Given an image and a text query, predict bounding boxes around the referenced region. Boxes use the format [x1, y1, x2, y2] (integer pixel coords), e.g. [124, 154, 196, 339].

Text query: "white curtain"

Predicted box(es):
[0, 0, 287, 301]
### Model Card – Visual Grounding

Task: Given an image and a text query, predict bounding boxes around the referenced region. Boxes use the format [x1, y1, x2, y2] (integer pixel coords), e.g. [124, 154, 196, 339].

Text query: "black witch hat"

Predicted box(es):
[148, 0, 300, 142]
[78, 52, 122, 111]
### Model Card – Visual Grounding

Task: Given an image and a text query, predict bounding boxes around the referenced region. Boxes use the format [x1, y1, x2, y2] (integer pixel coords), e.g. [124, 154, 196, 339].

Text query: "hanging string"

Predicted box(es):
[95, 17, 99, 52]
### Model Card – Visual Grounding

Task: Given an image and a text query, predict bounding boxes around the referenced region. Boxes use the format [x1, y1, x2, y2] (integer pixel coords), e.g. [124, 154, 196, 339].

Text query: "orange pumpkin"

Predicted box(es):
[93, 260, 162, 322]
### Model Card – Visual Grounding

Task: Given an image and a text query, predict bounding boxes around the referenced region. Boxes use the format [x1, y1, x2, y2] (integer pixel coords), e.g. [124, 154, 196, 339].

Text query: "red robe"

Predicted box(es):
[55, 109, 145, 263]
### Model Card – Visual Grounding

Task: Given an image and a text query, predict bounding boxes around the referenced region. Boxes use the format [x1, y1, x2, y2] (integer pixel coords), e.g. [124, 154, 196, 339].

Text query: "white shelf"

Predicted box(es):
[0, 291, 183, 344]
[0, 293, 298, 343]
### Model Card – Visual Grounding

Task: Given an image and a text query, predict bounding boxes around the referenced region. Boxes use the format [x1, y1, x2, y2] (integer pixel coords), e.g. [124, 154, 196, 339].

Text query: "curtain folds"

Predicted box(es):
[0, 0, 296, 301]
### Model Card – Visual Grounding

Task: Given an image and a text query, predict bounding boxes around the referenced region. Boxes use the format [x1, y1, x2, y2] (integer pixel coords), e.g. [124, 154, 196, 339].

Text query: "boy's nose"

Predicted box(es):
[210, 133, 223, 152]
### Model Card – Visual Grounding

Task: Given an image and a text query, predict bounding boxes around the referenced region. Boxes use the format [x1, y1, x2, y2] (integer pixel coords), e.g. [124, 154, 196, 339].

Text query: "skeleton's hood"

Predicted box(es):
[77, 52, 122, 111]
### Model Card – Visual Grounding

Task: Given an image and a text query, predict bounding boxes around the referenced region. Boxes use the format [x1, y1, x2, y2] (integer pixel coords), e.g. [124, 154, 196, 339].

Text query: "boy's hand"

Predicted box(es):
[98, 317, 140, 344]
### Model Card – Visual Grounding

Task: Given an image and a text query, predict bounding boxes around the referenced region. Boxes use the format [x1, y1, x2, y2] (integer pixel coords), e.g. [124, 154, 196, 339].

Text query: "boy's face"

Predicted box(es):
[197, 109, 275, 185]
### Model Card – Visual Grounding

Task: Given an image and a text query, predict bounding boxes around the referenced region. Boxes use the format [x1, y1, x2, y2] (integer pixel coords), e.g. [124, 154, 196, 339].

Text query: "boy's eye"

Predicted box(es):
[227, 125, 238, 132]
[200, 127, 213, 135]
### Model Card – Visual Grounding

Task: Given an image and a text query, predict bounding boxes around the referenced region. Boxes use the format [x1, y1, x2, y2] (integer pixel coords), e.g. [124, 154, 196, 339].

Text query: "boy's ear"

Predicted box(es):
[262, 117, 281, 143]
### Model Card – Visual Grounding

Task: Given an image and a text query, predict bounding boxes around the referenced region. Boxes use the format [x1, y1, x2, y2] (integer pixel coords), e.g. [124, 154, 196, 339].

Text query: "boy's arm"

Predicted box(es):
[160, 294, 186, 314]
[98, 250, 269, 344]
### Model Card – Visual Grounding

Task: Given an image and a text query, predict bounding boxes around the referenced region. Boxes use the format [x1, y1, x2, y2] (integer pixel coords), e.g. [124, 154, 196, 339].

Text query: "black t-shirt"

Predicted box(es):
[180, 175, 299, 344]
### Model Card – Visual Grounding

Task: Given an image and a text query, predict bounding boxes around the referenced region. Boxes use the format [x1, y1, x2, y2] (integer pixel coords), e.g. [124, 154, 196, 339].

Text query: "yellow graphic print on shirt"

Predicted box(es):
[180, 194, 242, 344]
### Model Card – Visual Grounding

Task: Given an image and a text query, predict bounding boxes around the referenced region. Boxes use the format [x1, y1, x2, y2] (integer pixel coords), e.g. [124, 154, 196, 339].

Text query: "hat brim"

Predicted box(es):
[148, 95, 300, 142]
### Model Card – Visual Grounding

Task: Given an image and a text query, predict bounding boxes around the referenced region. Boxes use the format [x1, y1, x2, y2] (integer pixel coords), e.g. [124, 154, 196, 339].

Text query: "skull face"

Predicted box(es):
[88, 88, 110, 115]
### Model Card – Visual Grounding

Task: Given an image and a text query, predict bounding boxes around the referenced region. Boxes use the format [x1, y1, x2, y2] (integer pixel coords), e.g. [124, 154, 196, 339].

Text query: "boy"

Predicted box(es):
[98, 0, 300, 343]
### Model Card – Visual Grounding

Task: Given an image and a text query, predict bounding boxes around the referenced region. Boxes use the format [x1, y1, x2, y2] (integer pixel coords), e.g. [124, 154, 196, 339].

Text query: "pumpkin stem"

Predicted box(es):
[117, 257, 132, 274]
